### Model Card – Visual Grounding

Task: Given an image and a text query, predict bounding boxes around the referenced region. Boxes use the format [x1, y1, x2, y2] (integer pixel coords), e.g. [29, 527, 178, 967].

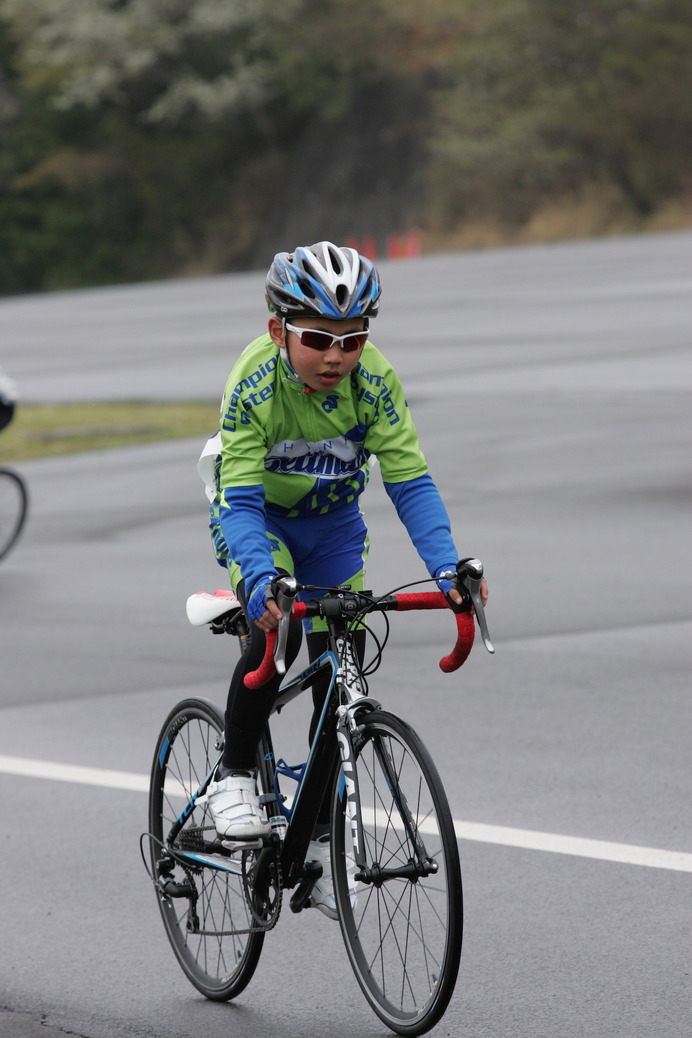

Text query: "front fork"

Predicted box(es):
[335, 700, 373, 874]
[335, 702, 438, 885]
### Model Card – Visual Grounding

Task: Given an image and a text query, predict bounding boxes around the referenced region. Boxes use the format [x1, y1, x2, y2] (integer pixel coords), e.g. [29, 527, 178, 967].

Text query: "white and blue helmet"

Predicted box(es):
[266, 241, 381, 320]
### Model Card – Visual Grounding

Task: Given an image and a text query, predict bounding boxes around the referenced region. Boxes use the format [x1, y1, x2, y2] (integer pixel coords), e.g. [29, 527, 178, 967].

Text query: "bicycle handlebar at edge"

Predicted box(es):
[244, 559, 493, 690]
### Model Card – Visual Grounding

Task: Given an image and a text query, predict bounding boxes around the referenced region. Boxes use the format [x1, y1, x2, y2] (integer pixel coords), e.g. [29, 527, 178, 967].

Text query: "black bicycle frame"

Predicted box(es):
[258, 642, 348, 887]
[162, 613, 433, 891]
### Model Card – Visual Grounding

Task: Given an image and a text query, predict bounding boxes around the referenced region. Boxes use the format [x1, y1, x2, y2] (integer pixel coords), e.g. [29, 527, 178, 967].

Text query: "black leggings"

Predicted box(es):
[222, 589, 365, 823]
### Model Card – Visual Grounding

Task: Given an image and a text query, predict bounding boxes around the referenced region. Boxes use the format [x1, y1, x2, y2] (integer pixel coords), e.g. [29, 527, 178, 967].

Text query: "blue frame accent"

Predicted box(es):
[174, 761, 218, 829]
[158, 737, 170, 769]
[269, 648, 339, 819]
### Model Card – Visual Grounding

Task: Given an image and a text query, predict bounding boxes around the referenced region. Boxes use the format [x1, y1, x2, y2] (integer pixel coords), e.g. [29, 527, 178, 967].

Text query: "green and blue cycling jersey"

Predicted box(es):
[203, 333, 458, 602]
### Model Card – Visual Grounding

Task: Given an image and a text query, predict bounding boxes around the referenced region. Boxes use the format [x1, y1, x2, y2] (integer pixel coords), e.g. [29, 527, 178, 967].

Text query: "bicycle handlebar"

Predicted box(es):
[388, 592, 477, 673]
[244, 560, 493, 690]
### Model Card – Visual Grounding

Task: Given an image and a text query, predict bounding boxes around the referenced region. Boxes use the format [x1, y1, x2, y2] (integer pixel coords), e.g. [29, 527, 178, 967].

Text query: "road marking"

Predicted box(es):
[452, 820, 692, 873]
[0, 754, 149, 792]
[2, 753, 691, 874]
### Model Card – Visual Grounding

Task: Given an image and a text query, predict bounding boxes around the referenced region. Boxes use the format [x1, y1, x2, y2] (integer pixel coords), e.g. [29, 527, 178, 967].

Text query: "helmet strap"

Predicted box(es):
[280, 324, 314, 393]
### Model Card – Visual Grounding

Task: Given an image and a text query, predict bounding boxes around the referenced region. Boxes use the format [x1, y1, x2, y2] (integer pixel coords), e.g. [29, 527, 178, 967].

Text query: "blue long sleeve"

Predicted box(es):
[383, 473, 458, 577]
[218, 484, 276, 592]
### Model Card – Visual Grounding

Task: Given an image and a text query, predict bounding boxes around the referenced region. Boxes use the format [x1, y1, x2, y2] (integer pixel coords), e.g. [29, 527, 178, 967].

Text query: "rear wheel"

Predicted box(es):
[332, 710, 463, 1036]
[0, 469, 28, 561]
[148, 698, 265, 1000]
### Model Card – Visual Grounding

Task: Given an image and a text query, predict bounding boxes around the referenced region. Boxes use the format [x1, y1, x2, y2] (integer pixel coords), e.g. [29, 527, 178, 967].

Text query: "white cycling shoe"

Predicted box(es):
[308, 834, 358, 920]
[197, 770, 271, 840]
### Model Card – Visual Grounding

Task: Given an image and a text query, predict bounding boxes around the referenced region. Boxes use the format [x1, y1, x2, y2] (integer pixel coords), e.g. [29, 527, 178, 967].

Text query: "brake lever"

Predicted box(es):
[457, 558, 494, 654]
[273, 575, 299, 675]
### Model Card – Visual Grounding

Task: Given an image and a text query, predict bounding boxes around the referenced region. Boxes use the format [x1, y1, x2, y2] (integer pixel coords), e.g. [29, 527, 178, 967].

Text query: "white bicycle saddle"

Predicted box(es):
[186, 589, 242, 626]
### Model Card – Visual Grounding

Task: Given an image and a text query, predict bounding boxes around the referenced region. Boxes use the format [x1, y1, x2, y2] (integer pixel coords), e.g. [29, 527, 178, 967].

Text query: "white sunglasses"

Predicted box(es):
[284, 322, 369, 353]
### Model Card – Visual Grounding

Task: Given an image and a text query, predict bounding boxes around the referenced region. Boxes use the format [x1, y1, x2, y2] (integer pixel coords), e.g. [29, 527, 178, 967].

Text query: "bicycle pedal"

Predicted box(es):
[220, 837, 264, 851]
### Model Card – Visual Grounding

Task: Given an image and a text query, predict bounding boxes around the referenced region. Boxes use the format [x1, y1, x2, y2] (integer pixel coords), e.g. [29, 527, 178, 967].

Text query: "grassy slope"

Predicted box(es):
[0, 401, 219, 463]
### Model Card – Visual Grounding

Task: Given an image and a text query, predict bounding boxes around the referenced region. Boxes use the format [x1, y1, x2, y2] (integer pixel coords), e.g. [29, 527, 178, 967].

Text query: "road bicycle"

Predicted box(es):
[143, 559, 493, 1036]
[0, 467, 29, 562]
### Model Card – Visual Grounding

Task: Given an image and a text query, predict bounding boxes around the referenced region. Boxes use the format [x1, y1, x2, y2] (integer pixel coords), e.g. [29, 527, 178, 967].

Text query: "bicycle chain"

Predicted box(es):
[173, 829, 283, 937]
[241, 847, 283, 933]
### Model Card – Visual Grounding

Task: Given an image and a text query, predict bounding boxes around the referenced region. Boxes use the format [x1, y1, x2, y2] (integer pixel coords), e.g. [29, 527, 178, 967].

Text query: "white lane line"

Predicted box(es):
[2, 754, 691, 874]
[452, 820, 692, 874]
[0, 754, 149, 792]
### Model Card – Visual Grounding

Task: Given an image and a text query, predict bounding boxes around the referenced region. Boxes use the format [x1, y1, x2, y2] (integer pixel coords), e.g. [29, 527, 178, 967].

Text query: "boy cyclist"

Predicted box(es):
[199, 241, 487, 918]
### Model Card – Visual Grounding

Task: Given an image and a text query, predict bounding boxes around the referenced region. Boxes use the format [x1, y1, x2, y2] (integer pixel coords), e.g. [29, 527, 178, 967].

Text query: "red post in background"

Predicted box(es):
[387, 230, 422, 259]
[347, 232, 421, 260]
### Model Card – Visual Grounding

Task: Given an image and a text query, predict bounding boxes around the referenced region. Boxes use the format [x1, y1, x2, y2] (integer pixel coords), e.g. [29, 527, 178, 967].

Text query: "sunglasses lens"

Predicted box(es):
[300, 330, 332, 351]
[343, 333, 368, 352]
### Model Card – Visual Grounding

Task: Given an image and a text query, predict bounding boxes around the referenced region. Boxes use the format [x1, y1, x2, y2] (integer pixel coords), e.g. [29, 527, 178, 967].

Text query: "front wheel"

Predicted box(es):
[148, 697, 265, 1000]
[331, 710, 463, 1036]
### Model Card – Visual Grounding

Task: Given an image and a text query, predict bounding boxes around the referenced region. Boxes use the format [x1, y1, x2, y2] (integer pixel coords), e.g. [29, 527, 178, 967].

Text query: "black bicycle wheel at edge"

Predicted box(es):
[0, 468, 28, 561]
[331, 710, 463, 1037]
[148, 697, 265, 1000]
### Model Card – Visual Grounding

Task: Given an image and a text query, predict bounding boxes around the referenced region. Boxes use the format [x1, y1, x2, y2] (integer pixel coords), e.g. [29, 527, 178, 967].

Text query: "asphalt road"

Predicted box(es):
[1, 231, 691, 1038]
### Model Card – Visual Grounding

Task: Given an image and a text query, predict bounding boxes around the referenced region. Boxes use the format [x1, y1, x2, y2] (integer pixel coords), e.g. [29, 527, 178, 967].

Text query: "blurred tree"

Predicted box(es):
[1, 0, 691, 292]
[1, 0, 449, 289]
[3, 0, 300, 124]
[1, 0, 305, 288]
[428, 0, 692, 229]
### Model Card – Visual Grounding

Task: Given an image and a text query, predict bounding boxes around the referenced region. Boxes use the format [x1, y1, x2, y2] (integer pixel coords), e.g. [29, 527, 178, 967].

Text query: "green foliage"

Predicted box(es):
[2, 0, 301, 124]
[428, 0, 692, 225]
[1, 0, 691, 294]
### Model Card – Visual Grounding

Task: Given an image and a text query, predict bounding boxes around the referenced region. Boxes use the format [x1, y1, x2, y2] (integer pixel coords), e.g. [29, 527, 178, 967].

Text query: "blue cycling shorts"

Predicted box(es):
[227, 503, 369, 633]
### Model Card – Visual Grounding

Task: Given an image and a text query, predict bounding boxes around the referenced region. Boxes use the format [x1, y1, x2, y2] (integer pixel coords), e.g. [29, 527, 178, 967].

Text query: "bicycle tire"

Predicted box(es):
[331, 710, 463, 1036]
[0, 468, 28, 561]
[148, 697, 265, 1000]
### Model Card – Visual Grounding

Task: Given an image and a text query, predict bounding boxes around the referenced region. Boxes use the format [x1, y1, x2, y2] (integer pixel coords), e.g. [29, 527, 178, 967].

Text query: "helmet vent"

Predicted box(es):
[298, 277, 316, 300]
[327, 246, 343, 275]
